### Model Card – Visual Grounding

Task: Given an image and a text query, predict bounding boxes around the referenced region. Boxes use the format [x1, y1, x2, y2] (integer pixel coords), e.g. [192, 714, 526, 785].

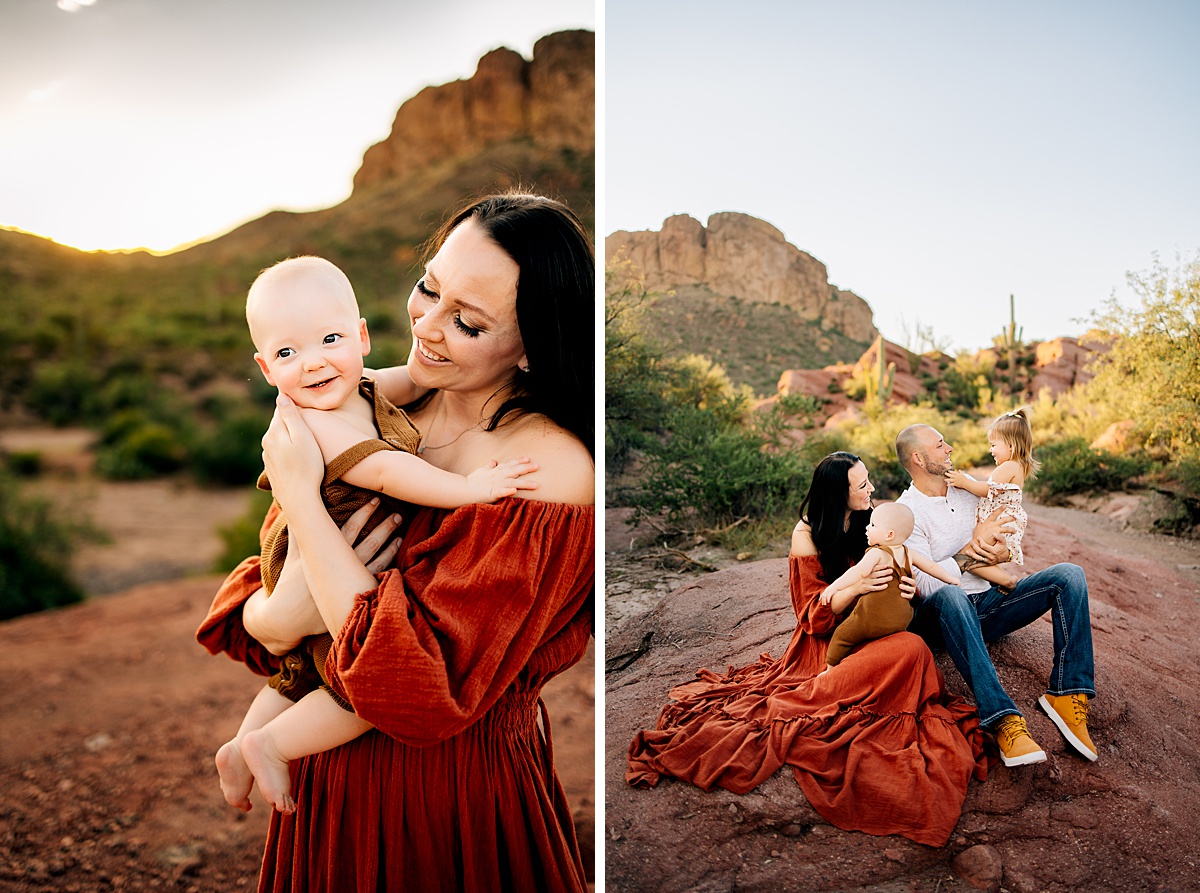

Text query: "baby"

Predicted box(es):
[216, 256, 537, 814]
[819, 502, 959, 670]
[945, 406, 1039, 592]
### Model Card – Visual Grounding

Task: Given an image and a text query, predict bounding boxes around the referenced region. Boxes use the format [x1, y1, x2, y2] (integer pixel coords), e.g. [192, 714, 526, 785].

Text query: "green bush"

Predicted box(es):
[190, 409, 272, 486]
[3, 450, 43, 477]
[629, 401, 811, 529]
[1028, 438, 1153, 502]
[94, 411, 188, 480]
[0, 471, 85, 619]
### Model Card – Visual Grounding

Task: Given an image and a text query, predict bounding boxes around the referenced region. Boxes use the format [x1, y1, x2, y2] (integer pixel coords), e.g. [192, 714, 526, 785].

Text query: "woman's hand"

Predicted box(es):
[898, 574, 918, 600]
[341, 498, 403, 573]
[852, 562, 892, 597]
[261, 395, 325, 514]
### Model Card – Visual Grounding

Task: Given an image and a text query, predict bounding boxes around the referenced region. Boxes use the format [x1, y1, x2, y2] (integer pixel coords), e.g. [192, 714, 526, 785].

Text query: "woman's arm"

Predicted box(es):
[261, 396, 399, 635]
[241, 542, 325, 655]
[792, 522, 891, 613]
[821, 551, 885, 613]
[367, 365, 428, 407]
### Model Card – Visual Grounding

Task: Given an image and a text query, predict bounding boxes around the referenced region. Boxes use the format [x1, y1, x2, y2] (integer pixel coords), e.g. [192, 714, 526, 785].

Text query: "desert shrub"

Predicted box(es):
[629, 398, 811, 529]
[215, 486, 276, 572]
[1027, 438, 1152, 502]
[1086, 251, 1200, 457]
[190, 408, 273, 486]
[3, 450, 43, 477]
[0, 470, 84, 619]
[94, 410, 188, 480]
[604, 270, 676, 472]
[25, 361, 101, 425]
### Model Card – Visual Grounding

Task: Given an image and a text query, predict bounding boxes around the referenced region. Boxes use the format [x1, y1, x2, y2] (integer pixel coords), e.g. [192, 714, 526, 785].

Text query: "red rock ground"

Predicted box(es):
[605, 505, 1200, 893]
[0, 434, 596, 893]
[0, 577, 594, 892]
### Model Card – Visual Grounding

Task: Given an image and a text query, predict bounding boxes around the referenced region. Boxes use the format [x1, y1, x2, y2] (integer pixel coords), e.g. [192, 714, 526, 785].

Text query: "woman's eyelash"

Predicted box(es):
[454, 315, 482, 337]
[417, 279, 480, 336]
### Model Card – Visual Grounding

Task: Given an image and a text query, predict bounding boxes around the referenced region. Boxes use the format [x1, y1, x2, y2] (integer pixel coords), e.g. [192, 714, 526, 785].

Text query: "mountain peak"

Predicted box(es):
[353, 29, 594, 193]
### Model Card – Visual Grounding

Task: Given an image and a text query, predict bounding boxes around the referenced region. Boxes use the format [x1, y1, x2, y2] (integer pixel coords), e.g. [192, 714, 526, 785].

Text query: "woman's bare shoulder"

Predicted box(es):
[497, 415, 594, 506]
[790, 519, 817, 557]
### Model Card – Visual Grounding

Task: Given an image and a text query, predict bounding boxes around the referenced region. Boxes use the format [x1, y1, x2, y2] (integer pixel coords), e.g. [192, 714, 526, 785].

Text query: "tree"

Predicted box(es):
[1085, 251, 1200, 459]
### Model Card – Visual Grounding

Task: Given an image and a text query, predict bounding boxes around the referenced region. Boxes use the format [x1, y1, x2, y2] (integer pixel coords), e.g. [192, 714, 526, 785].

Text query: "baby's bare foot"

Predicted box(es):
[241, 729, 296, 814]
[215, 739, 254, 812]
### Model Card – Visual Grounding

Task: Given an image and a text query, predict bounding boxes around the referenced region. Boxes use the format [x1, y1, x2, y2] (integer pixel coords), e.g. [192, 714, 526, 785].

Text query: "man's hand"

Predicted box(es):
[956, 506, 1014, 569]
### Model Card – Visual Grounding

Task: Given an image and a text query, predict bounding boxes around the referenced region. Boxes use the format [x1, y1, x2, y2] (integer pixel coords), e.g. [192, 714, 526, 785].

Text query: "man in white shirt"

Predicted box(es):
[894, 424, 1097, 768]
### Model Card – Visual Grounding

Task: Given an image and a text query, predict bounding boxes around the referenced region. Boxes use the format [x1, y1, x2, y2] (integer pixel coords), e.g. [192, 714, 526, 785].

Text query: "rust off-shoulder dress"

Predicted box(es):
[627, 554, 988, 847]
[198, 499, 594, 892]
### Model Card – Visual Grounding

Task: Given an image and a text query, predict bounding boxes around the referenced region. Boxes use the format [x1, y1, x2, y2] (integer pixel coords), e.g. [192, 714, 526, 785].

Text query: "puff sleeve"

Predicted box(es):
[195, 502, 282, 678]
[790, 553, 840, 637]
[323, 499, 595, 746]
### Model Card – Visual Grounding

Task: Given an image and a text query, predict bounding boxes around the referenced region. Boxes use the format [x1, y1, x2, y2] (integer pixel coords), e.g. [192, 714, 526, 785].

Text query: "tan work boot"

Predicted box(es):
[993, 714, 1047, 767]
[1039, 693, 1098, 762]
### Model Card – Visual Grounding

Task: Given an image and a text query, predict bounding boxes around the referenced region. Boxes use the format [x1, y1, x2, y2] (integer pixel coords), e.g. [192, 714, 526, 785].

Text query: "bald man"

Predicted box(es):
[894, 424, 1097, 768]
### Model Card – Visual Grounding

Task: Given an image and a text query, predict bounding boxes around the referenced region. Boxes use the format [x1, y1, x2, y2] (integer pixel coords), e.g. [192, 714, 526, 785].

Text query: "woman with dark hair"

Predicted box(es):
[198, 193, 594, 891]
[628, 452, 988, 847]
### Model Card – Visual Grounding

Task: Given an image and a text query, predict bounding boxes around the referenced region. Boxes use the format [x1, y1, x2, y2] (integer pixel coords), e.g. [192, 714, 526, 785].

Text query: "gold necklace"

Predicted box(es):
[417, 399, 485, 455]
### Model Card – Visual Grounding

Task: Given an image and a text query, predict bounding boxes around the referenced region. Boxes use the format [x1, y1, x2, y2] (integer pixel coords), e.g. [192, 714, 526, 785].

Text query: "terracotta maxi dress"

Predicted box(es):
[627, 554, 988, 847]
[198, 499, 594, 892]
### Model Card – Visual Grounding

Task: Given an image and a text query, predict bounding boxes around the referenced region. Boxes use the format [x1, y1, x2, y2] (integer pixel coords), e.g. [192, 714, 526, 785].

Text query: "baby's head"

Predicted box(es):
[865, 502, 915, 547]
[246, 256, 370, 410]
[988, 405, 1039, 480]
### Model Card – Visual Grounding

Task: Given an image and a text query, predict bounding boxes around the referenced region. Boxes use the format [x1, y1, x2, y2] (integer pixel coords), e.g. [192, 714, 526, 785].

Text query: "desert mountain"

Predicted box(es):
[0, 30, 594, 419]
[608, 212, 878, 344]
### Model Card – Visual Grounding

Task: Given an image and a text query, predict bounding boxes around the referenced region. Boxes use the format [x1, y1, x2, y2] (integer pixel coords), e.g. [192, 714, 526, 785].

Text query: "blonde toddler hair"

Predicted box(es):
[989, 406, 1040, 481]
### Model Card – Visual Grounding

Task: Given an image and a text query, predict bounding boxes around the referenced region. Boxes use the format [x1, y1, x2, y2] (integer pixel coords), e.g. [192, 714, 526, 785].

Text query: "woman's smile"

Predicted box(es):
[415, 339, 450, 364]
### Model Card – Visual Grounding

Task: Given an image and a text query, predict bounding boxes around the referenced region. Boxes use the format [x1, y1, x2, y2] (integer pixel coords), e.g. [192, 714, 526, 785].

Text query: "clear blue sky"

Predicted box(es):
[0, 0, 593, 251]
[606, 0, 1200, 351]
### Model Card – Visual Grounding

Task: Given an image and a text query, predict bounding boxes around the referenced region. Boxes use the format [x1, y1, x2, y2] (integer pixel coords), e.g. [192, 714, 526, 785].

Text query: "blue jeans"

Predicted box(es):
[908, 562, 1095, 730]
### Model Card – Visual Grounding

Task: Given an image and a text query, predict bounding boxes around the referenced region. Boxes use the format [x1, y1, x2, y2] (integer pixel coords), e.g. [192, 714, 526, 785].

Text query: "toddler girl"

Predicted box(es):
[945, 406, 1040, 592]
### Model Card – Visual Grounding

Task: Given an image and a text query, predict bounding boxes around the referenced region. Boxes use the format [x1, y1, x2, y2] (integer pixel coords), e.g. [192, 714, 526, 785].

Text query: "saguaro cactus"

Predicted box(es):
[998, 294, 1023, 399]
[864, 335, 896, 406]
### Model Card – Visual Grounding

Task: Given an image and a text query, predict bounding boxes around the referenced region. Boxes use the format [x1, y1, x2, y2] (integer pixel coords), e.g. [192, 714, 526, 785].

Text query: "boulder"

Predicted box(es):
[1029, 336, 1110, 398]
[606, 514, 1200, 892]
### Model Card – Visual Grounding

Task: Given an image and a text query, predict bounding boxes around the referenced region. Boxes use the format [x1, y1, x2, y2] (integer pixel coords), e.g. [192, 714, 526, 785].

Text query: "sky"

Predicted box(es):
[0, 0, 594, 252]
[606, 0, 1200, 352]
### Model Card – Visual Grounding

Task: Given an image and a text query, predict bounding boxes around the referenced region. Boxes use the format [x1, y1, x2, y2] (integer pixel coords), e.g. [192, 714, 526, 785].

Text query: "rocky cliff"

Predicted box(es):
[353, 30, 594, 192]
[607, 212, 878, 343]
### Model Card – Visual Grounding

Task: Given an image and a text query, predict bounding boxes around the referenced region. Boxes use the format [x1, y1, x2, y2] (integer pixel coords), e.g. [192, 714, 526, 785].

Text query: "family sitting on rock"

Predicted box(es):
[628, 417, 1097, 846]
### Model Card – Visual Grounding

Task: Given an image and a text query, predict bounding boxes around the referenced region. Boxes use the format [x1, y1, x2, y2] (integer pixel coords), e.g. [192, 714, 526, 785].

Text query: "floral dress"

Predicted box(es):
[976, 474, 1026, 564]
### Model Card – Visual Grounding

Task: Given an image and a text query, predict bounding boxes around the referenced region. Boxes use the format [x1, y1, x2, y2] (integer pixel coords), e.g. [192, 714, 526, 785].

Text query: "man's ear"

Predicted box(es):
[253, 353, 275, 385]
[359, 318, 371, 357]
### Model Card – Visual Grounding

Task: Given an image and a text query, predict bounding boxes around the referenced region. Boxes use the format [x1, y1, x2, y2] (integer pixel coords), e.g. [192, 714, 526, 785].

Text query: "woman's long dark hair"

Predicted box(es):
[425, 192, 595, 456]
[798, 451, 871, 583]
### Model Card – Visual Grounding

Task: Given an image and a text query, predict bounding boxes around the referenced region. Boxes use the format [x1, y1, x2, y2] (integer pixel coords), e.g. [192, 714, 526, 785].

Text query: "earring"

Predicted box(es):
[519, 363, 530, 373]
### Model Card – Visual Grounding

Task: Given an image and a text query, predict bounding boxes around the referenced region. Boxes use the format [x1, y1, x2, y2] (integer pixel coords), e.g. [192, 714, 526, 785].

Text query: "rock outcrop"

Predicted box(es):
[607, 212, 878, 343]
[1029, 335, 1110, 397]
[352, 30, 594, 191]
[606, 513, 1200, 893]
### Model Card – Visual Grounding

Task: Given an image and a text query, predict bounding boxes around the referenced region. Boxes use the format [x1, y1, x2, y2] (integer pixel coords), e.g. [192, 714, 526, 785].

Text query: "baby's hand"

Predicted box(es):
[945, 469, 970, 489]
[467, 457, 539, 503]
[819, 587, 834, 607]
